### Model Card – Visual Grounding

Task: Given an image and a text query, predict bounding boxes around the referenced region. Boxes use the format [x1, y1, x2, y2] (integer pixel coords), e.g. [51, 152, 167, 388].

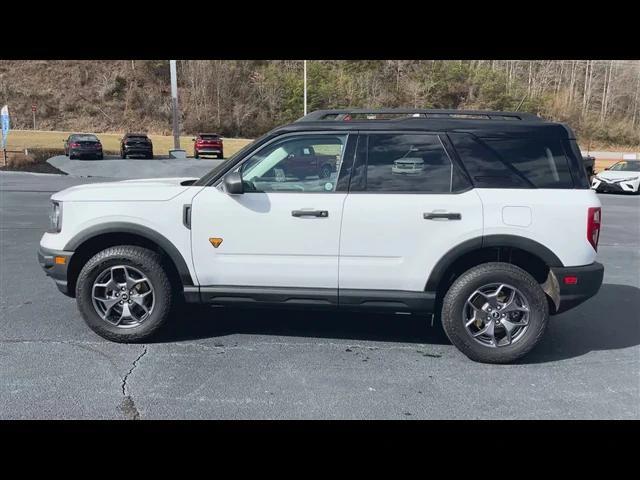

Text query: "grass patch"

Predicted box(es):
[5, 130, 254, 157]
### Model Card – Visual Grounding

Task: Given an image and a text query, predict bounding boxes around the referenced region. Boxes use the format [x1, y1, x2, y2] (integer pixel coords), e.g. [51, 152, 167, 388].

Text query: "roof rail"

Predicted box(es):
[297, 109, 541, 122]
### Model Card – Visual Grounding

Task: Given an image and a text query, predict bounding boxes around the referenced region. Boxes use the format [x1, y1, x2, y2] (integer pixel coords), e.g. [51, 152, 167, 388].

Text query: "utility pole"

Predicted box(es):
[303, 60, 307, 116]
[170, 60, 180, 150]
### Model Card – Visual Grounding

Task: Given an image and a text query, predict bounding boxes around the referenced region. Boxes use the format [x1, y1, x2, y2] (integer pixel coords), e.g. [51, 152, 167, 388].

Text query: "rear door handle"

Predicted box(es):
[292, 210, 329, 218]
[423, 212, 461, 220]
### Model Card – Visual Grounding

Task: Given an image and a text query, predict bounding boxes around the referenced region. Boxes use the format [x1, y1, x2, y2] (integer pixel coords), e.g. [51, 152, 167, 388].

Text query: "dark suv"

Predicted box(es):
[193, 133, 223, 159]
[63, 134, 103, 160]
[120, 133, 153, 159]
[278, 144, 338, 179]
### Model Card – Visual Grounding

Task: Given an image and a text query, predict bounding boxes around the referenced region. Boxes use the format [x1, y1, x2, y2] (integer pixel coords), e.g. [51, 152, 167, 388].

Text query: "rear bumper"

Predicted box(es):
[70, 148, 102, 157]
[124, 146, 153, 155]
[549, 262, 604, 314]
[37, 246, 74, 297]
[195, 148, 222, 155]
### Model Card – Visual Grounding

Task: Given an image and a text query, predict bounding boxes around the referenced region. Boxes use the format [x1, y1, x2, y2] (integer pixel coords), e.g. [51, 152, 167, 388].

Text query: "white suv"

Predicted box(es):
[38, 109, 604, 363]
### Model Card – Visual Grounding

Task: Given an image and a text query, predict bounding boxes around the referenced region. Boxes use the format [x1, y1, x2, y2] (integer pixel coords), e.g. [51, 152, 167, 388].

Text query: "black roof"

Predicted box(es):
[123, 133, 148, 137]
[275, 109, 573, 138]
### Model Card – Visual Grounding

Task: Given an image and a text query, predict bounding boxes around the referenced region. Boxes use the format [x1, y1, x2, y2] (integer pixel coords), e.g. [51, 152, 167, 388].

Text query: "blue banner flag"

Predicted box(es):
[0, 105, 9, 149]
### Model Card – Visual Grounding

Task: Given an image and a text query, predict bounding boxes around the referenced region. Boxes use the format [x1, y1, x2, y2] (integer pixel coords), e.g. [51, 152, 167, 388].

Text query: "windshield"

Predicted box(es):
[193, 133, 273, 186]
[608, 160, 640, 172]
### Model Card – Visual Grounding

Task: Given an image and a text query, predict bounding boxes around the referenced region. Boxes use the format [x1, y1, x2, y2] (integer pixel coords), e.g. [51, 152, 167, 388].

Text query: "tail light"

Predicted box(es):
[587, 207, 601, 251]
[70, 142, 80, 147]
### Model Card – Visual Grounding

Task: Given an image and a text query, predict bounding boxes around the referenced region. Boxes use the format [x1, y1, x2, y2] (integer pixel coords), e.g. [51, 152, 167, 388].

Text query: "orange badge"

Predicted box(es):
[209, 238, 223, 248]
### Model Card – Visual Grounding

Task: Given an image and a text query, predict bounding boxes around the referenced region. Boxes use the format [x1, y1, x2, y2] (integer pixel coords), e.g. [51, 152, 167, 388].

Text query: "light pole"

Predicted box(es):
[170, 60, 180, 150]
[303, 60, 307, 116]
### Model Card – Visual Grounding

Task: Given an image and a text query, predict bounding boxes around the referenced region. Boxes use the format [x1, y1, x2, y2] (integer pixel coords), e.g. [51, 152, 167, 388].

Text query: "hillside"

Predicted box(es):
[1, 60, 639, 149]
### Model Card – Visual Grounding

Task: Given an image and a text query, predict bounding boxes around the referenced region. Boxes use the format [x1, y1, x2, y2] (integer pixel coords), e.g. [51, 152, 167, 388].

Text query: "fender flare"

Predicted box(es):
[425, 234, 563, 291]
[64, 222, 194, 286]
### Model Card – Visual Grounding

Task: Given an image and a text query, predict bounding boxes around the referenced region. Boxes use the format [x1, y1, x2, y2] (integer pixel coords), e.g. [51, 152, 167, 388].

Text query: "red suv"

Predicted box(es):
[193, 133, 224, 159]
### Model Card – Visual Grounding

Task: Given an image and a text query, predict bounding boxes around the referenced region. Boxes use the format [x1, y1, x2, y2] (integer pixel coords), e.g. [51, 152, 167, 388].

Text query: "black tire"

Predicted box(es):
[217, 152, 224, 159]
[147, 152, 153, 159]
[440, 262, 548, 364]
[97, 154, 104, 160]
[75, 245, 173, 343]
[122, 152, 127, 159]
[194, 151, 199, 159]
[69, 153, 76, 160]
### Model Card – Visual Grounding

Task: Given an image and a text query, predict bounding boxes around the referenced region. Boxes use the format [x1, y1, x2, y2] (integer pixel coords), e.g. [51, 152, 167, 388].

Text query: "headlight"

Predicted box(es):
[48, 201, 62, 233]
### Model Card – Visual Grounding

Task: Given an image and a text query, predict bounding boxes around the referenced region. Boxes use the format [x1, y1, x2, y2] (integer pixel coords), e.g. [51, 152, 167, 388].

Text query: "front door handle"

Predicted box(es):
[423, 212, 462, 220]
[292, 210, 329, 218]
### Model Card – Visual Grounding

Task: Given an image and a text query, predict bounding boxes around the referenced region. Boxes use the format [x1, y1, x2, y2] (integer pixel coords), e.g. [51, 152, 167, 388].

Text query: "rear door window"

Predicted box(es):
[351, 133, 469, 193]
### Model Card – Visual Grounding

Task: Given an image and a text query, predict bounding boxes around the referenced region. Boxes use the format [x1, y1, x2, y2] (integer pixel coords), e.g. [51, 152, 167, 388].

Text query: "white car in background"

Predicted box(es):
[391, 158, 424, 174]
[591, 159, 640, 194]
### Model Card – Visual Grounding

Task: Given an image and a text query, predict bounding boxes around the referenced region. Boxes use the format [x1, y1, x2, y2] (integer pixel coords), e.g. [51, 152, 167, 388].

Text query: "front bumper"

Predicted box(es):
[37, 246, 74, 296]
[548, 262, 604, 314]
[592, 178, 640, 193]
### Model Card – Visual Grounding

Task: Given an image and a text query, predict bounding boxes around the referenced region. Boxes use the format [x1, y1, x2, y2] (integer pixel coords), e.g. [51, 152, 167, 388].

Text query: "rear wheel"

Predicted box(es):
[441, 262, 548, 364]
[76, 245, 173, 343]
[122, 152, 127, 159]
[194, 151, 199, 159]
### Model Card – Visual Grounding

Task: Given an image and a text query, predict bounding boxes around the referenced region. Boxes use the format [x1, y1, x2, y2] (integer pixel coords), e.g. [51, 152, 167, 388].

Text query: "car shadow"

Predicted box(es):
[155, 283, 639, 362]
[158, 306, 449, 345]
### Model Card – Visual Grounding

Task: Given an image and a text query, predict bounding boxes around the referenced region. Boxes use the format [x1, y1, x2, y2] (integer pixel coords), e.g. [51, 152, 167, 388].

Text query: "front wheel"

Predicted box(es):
[75, 245, 173, 343]
[441, 262, 548, 364]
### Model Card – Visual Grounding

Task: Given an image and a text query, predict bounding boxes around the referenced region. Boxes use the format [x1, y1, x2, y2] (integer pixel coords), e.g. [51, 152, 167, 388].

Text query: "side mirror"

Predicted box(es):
[224, 172, 244, 194]
[604, 167, 610, 170]
[192, 138, 196, 142]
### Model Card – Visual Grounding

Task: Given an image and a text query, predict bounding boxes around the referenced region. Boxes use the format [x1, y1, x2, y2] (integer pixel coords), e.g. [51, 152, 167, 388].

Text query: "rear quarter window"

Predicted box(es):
[449, 133, 575, 189]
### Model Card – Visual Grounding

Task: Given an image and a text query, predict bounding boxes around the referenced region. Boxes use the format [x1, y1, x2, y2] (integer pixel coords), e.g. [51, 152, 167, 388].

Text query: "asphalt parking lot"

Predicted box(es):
[0, 171, 638, 419]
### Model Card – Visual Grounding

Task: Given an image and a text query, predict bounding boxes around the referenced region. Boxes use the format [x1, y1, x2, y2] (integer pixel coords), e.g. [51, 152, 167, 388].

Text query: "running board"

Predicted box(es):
[184, 286, 435, 313]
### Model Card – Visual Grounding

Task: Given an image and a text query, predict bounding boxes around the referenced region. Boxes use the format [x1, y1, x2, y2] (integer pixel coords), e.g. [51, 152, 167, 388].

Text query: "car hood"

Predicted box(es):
[51, 177, 200, 202]
[595, 170, 640, 182]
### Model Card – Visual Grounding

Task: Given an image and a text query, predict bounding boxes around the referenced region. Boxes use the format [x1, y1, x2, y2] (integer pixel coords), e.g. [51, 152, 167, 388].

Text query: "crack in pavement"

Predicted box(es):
[119, 346, 148, 420]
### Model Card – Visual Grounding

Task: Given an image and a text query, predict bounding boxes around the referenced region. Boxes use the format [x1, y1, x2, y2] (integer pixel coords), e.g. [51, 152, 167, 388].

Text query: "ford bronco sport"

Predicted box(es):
[38, 109, 604, 363]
